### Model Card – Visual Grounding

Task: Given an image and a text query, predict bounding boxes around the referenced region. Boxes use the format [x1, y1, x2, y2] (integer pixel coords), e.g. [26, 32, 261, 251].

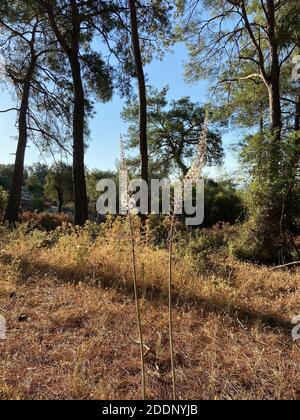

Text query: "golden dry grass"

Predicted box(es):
[0, 221, 299, 400]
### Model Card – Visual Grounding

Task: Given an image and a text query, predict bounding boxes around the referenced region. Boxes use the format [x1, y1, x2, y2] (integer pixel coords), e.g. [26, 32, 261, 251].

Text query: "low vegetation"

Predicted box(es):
[0, 220, 299, 400]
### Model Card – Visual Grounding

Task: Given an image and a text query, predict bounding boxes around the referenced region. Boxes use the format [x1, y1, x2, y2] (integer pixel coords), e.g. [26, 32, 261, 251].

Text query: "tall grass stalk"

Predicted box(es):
[168, 215, 177, 400]
[121, 135, 146, 399]
[128, 215, 146, 399]
[167, 112, 208, 400]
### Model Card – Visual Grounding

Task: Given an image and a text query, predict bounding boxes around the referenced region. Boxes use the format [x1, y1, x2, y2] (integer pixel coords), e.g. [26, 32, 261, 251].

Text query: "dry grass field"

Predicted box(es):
[0, 220, 299, 400]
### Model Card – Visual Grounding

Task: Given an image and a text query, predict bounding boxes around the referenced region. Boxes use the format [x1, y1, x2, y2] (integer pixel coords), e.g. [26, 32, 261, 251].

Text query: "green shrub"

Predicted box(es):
[231, 132, 299, 264]
[229, 216, 293, 264]
[204, 179, 245, 227]
[30, 197, 44, 211]
[0, 186, 8, 218]
[181, 224, 237, 266]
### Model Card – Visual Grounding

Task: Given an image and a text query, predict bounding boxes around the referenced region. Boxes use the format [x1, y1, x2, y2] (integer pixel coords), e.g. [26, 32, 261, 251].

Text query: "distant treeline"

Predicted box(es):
[0, 162, 245, 227]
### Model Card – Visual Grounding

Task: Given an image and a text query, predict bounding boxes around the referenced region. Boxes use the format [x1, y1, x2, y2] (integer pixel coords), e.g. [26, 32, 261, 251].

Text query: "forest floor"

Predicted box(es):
[0, 222, 299, 400]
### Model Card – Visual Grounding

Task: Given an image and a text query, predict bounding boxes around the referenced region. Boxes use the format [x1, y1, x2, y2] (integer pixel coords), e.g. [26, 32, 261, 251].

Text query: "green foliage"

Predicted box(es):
[86, 169, 117, 215]
[0, 186, 8, 217]
[122, 86, 223, 177]
[30, 197, 44, 211]
[82, 53, 113, 103]
[26, 175, 44, 198]
[231, 132, 300, 263]
[183, 0, 299, 131]
[0, 164, 14, 191]
[44, 163, 74, 211]
[26, 164, 48, 199]
[0, 164, 28, 191]
[204, 179, 245, 227]
[180, 0, 300, 262]
[185, 228, 230, 258]
[179, 224, 238, 273]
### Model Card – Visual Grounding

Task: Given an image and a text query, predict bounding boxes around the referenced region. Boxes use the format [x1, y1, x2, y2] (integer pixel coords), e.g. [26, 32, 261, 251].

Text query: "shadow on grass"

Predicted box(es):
[7, 253, 293, 334]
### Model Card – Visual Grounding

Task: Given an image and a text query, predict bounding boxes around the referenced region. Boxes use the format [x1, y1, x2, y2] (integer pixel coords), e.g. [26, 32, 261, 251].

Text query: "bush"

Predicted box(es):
[20, 211, 72, 231]
[204, 179, 245, 227]
[230, 132, 299, 264]
[180, 223, 237, 267]
[229, 217, 292, 264]
[0, 186, 8, 218]
[29, 197, 44, 211]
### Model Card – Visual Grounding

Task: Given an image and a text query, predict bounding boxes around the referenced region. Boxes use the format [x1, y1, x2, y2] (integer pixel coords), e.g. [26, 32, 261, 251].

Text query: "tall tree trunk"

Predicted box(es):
[259, 102, 264, 133]
[243, 0, 287, 262]
[128, 0, 148, 184]
[4, 58, 36, 225]
[290, 95, 300, 179]
[40, 0, 89, 226]
[261, 0, 285, 259]
[268, 78, 282, 139]
[295, 95, 300, 132]
[266, 0, 282, 177]
[70, 54, 89, 225]
[69, 0, 88, 226]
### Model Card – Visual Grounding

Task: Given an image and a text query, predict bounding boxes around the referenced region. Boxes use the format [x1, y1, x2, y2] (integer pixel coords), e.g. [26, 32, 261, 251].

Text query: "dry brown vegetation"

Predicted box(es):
[0, 220, 299, 400]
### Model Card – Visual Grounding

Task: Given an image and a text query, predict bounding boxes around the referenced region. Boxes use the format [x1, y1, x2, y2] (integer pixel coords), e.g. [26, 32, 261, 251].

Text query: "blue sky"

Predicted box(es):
[0, 43, 239, 177]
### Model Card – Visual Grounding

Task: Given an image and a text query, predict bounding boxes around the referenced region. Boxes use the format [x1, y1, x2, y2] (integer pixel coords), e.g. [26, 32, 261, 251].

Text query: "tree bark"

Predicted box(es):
[238, 0, 286, 260]
[69, 0, 88, 226]
[4, 57, 36, 225]
[290, 95, 300, 173]
[259, 102, 265, 133]
[70, 54, 89, 225]
[266, 0, 282, 176]
[128, 0, 148, 184]
[39, 0, 89, 226]
[295, 95, 300, 132]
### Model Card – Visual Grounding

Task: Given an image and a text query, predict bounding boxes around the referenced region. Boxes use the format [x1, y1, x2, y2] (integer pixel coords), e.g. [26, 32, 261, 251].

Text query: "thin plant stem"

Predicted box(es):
[166, 113, 208, 400]
[129, 214, 146, 400]
[169, 215, 177, 400]
[120, 134, 146, 398]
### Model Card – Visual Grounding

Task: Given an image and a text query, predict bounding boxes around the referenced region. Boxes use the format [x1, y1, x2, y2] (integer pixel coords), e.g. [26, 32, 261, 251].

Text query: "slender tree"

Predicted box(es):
[128, 0, 148, 184]
[35, 0, 87, 225]
[101, 0, 173, 178]
[45, 162, 74, 212]
[35, 0, 113, 225]
[0, 2, 50, 224]
[4, 30, 36, 224]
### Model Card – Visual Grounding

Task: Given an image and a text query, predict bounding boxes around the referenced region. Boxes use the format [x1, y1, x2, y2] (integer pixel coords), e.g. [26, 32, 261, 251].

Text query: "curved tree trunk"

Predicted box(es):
[128, 0, 148, 184]
[4, 57, 36, 225]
